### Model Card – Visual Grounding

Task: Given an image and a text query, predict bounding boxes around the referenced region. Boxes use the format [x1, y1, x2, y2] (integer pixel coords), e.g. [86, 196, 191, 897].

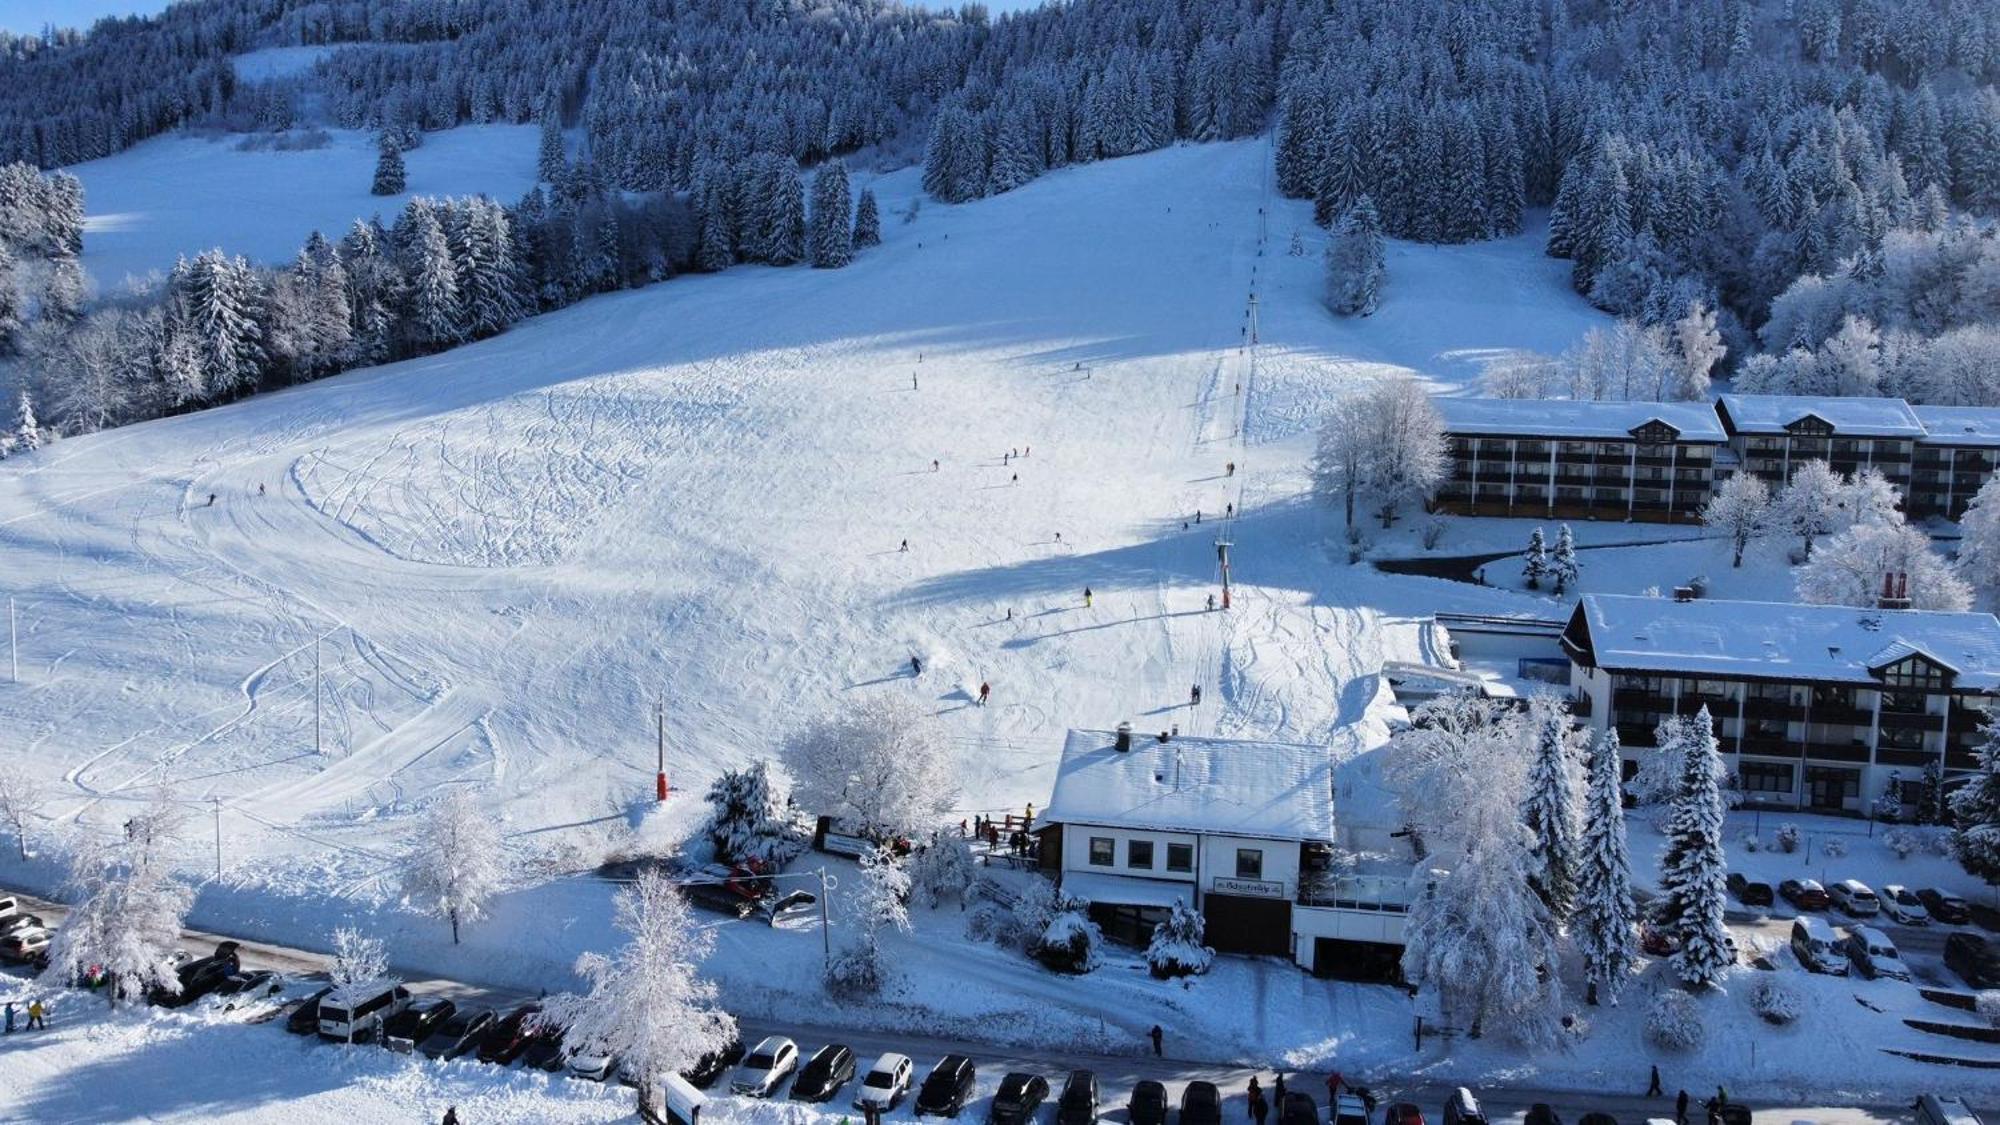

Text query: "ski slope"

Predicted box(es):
[0, 136, 1608, 885]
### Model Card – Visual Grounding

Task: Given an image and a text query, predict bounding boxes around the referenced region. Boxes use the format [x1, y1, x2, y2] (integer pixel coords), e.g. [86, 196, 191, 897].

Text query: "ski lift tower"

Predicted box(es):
[655, 699, 670, 802]
[1216, 535, 1234, 611]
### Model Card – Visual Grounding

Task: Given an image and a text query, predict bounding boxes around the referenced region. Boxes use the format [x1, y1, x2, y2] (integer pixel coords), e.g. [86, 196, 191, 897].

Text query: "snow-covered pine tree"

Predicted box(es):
[701, 761, 799, 866]
[541, 869, 737, 1090]
[400, 788, 508, 944]
[853, 188, 881, 249]
[1522, 699, 1579, 925]
[41, 250, 85, 324]
[1702, 473, 1771, 568]
[1953, 718, 2000, 886]
[1032, 889, 1101, 973]
[1145, 898, 1213, 978]
[767, 165, 807, 267]
[1574, 728, 1637, 1005]
[1523, 527, 1549, 589]
[537, 106, 566, 183]
[1324, 195, 1385, 317]
[1919, 758, 1948, 826]
[406, 204, 463, 349]
[0, 242, 20, 355]
[1656, 706, 1733, 988]
[181, 250, 266, 400]
[1550, 524, 1579, 595]
[372, 138, 407, 196]
[808, 160, 854, 269]
[13, 387, 39, 452]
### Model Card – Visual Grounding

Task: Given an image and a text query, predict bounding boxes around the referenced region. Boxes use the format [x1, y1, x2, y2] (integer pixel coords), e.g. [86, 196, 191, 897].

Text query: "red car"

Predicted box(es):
[1383, 1103, 1425, 1125]
[1780, 879, 1831, 911]
[1641, 923, 1679, 956]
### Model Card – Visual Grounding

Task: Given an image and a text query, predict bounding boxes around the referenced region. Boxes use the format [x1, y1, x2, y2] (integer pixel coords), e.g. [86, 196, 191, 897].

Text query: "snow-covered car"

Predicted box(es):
[761, 890, 819, 925]
[0, 912, 43, 935]
[1792, 917, 1848, 975]
[1334, 1095, 1373, 1125]
[1639, 922, 1678, 956]
[570, 1050, 618, 1082]
[418, 1006, 496, 1060]
[1845, 926, 1910, 981]
[731, 1036, 800, 1097]
[1921, 888, 1972, 925]
[1882, 884, 1931, 925]
[381, 996, 456, 1053]
[1829, 879, 1880, 917]
[0, 927, 48, 965]
[284, 987, 333, 1035]
[855, 1053, 915, 1111]
[478, 1002, 545, 1065]
[0, 895, 19, 920]
[1725, 873, 1773, 907]
[683, 1034, 745, 1088]
[1781, 878, 1830, 910]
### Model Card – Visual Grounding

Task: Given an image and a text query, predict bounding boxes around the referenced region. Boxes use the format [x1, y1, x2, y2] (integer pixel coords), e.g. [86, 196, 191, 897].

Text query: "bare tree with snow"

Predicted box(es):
[1365, 376, 1448, 528]
[542, 869, 737, 1091]
[1796, 522, 1972, 611]
[1668, 301, 1725, 401]
[828, 843, 912, 995]
[1961, 479, 2000, 602]
[400, 789, 509, 944]
[328, 926, 391, 998]
[910, 831, 977, 908]
[41, 829, 193, 1007]
[0, 762, 45, 859]
[1775, 460, 1852, 559]
[783, 696, 958, 841]
[1701, 473, 1770, 568]
[1311, 393, 1372, 534]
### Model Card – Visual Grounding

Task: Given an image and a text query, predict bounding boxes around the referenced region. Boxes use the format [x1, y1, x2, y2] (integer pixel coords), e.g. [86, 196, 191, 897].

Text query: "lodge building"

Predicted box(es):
[1562, 594, 2000, 815]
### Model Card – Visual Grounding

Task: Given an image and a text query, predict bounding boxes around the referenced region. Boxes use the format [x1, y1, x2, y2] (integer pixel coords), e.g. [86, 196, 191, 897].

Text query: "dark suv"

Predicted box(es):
[916, 1055, 977, 1118]
[1057, 1071, 1099, 1125]
[1947, 932, 2000, 988]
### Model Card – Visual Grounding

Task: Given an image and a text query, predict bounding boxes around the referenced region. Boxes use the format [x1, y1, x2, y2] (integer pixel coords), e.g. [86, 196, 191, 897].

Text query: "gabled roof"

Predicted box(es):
[1912, 406, 2000, 449]
[1039, 729, 1337, 842]
[1570, 595, 2000, 690]
[1717, 394, 1926, 438]
[1434, 398, 1726, 441]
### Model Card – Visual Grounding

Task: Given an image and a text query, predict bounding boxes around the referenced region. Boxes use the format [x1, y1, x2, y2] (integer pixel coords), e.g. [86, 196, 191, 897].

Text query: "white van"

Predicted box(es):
[1792, 917, 1848, 975]
[317, 982, 411, 1042]
[1914, 1095, 1985, 1125]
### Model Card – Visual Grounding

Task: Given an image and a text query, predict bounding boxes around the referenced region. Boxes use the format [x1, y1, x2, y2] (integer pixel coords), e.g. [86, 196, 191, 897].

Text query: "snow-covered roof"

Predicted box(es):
[1059, 871, 1194, 909]
[1717, 394, 1926, 437]
[1434, 397, 1725, 441]
[1040, 729, 1336, 842]
[1912, 406, 2000, 449]
[1568, 595, 2000, 690]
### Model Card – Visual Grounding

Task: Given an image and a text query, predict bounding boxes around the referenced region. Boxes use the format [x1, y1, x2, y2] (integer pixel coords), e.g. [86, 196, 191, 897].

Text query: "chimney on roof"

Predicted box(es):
[1879, 571, 1912, 611]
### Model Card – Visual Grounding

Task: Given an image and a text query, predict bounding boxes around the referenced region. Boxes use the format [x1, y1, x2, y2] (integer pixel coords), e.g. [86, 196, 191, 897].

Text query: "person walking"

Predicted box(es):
[900, 539, 909, 552]
[1148, 1024, 1162, 1057]
[1273, 1072, 1286, 1106]
[1715, 1086, 1727, 1109]
[206, 493, 216, 507]
[1190, 684, 1202, 707]
[1012, 473, 1018, 485]
[1249, 1089, 1268, 1125]
[26, 999, 44, 1029]
[1646, 1065, 1663, 1097]
[443, 1108, 460, 1125]
[258, 483, 266, 496]
[1083, 586, 1093, 608]
[1226, 503, 1234, 518]
[932, 460, 940, 472]
[4, 1001, 13, 1033]
[1675, 1090, 1689, 1125]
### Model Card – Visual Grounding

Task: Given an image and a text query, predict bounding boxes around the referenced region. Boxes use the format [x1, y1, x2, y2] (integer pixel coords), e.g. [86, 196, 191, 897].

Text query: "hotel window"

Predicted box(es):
[1880, 724, 1926, 752]
[1127, 840, 1154, 870]
[1235, 849, 1264, 879]
[1088, 837, 1114, 866]
[1740, 762, 1793, 793]
[1166, 843, 1194, 873]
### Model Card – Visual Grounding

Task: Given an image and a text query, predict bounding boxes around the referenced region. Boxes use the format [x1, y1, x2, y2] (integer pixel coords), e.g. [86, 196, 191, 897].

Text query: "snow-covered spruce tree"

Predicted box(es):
[1574, 728, 1637, 1005]
[0, 242, 21, 356]
[1146, 898, 1213, 979]
[41, 829, 193, 1006]
[782, 695, 958, 841]
[1919, 759, 1949, 827]
[1523, 527, 1549, 589]
[177, 250, 266, 401]
[400, 788, 508, 944]
[1324, 195, 1385, 317]
[11, 387, 38, 453]
[542, 869, 737, 1091]
[1033, 890, 1100, 974]
[1522, 698, 1579, 925]
[371, 138, 407, 196]
[827, 844, 911, 996]
[702, 760, 799, 867]
[1549, 525, 1579, 596]
[1701, 473, 1771, 569]
[406, 204, 462, 350]
[537, 107, 566, 183]
[909, 831, 977, 909]
[809, 160, 853, 269]
[1952, 720, 2000, 887]
[0, 762, 45, 859]
[767, 165, 807, 267]
[1957, 479, 2000, 602]
[1795, 522, 1973, 612]
[1656, 706, 1732, 988]
[853, 188, 881, 249]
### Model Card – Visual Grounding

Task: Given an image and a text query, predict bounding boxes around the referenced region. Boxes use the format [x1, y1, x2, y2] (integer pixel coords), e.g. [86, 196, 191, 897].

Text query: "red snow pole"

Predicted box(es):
[655, 700, 670, 801]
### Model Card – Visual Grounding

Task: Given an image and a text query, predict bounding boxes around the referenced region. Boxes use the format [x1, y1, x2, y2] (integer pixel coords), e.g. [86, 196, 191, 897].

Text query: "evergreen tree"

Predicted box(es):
[853, 188, 881, 249]
[703, 761, 798, 866]
[1656, 706, 1732, 988]
[1574, 728, 1637, 1005]
[180, 250, 266, 400]
[13, 387, 39, 452]
[808, 160, 854, 269]
[1522, 700, 1579, 924]
[406, 205, 462, 348]
[767, 166, 806, 267]
[1323, 195, 1384, 317]
[371, 138, 407, 196]
[537, 106, 566, 183]
[1550, 524, 1579, 595]
[0, 242, 20, 355]
[1523, 527, 1549, 589]
[1952, 720, 2000, 887]
[1919, 759, 1948, 827]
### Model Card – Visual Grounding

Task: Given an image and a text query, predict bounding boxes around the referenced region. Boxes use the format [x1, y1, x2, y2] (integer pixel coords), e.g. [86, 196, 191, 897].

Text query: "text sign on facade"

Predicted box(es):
[1211, 876, 1284, 898]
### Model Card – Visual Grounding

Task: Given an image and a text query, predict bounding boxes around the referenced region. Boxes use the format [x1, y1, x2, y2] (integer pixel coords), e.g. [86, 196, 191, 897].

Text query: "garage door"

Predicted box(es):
[1202, 893, 1291, 956]
[1312, 937, 1405, 983]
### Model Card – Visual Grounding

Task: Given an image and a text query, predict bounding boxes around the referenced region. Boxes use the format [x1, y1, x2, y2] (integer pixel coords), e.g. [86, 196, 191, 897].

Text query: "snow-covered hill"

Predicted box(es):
[0, 137, 1606, 886]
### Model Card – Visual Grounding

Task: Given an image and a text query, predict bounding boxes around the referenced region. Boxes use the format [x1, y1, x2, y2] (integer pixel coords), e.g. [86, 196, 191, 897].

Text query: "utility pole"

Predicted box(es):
[314, 635, 323, 755]
[1216, 537, 1233, 611]
[655, 699, 668, 802]
[817, 866, 832, 977]
[8, 596, 15, 684]
[211, 797, 223, 880]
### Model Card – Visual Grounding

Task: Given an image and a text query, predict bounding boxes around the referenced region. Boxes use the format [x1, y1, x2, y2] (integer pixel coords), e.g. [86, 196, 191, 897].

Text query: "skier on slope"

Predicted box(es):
[911, 656, 922, 678]
[1190, 684, 1202, 707]
[1083, 587, 1092, 608]
[978, 682, 990, 706]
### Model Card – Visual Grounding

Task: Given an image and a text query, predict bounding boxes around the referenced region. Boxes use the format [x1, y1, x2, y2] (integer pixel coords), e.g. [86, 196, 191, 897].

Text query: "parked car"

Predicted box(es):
[0, 928, 49, 965]
[1946, 932, 2000, 989]
[683, 1035, 745, 1089]
[1334, 1094, 1372, 1125]
[1792, 916, 1848, 975]
[0, 895, 18, 919]
[214, 969, 281, 997]
[855, 1052, 916, 1111]
[762, 890, 819, 925]
[151, 949, 239, 1008]
[1279, 1094, 1319, 1125]
[318, 983, 411, 1042]
[1443, 1089, 1486, 1125]
[1881, 884, 1931, 925]
[1973, 904, 2000, 934]
[1129, 1079, 1169, 1125]
[1780, 878, 1830, 910]
[1057, 1070, 1099, 1125]
[684, 878, 760, 918]
[1846, 925, 1911, 981]
[285, 987, 334, 1035]
[732, 1036, 801, 1097]
[383, 997, 457, 1053]
[916, 1055, 977, 1118]
[1577, 1115, 1618, 1125]
[1525, 1105, 1561, 1125]
[792, 1044, 857, 1102]
[1921, 888, 1974, 925]
[1181, 1082, 1223, 1125]
[519, 1023, 568, 1072]
[1726, 874, 1774, 907]
[478, 1003, 545, 1065]
[570, 1050, 617, 1082]
[1830, 879, 1881, 917]
[1381, 1102, 1423, 1125]
[418, 1007, 496, 1060]
[1913, 1094, 1986, 1125]
[0, 912, 43, 935]
[990, 1072, 1051, 1125]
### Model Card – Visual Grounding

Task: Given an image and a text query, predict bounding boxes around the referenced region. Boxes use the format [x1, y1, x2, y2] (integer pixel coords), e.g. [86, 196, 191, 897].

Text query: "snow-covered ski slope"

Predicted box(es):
[0, 136, 1607, 878]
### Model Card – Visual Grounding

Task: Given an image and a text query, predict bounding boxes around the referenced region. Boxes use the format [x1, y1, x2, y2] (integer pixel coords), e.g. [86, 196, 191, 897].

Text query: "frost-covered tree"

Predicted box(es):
[537, 107, 566, 183]
[1795, 522, 1972, 611]
[1549, 525, 1579, 596]
[1145, 899, 1213, 978]
[0, 762, 44, 860]
[400, 789, 508, 944]
[1957, 479, 2000, 600]
[1668, 301, 1725, 402]
[1324, 195, 1384, 317]
[1311, 393, 1371, 533]
[542, 869, 737, 1090]
[1574, 728, 1637, 1005]
[1523, 527, 1549, 589]
[41, 826, 193, 1007]
[808, 160, 853, 269]
[1032, 889, 1101, 974]
[1919, 759, 1949, 826]
[325, 926, 393, 1040]
[405, 205, 461, 349]
[783, 696, 958, 840]
[0, 243, 21, 355]
[1522, 700, 1579, 924]
[1703, 473, 1771, 568]
[371, 139, 407, 196]
[1777, 460, 1851, 558]
[910, 832, 977, 908]
[1363, 375, 1447, 528]
[1953, 720, 2000, 888]
[12, 387, 38, 452]
[828, 844, 912, 995]
[1656, 706, 1732, 988]
[853, 188, 881, 249]
[702, 761, 799, 866]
